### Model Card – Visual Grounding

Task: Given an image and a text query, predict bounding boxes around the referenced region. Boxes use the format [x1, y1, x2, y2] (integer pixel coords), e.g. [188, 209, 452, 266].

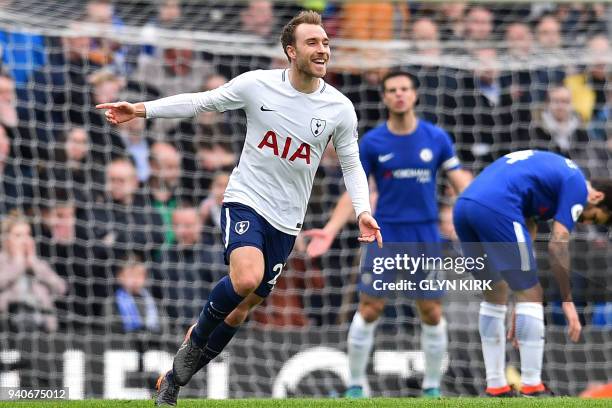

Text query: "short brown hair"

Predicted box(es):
[590, 178, 612, 223]
[381, 70, 419, 93]
[280, 11, 323, 62]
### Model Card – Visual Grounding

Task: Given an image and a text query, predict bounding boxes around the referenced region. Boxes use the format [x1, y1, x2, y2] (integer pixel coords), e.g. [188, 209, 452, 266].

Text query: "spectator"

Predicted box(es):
[134, 44, 211, 98]
[153, 206, 220, 331]
[0, 2, 46, 86]
[0, 125, 34, 216]
[106, 253, 162, 334]
[532, 14, 567, 102]
[0, 72, 19, 129]
[116, 117, 152, 182]
[504, 23, 533, 62]
[89, 159, 164, 318]
[462, 6, 494, 46]
[502, 23, 539, 131]
[141, 0, 184, 55]
[452, 48, 517, 169]
[84, 0, 129, 74]
[339, 1, 409, 40]
[207, 1, 273, 79]
[588, 81, 612, 141]
[39, 126, 105, 206]
[437, 2, 467, 42]
[0, 211, 66, 332]
[528, 85, 591, 162]
[240, 0, 277, 40]
[37, 191, 93, 327]
[412, 17, 441, 58]
[145, 142, 182, 244]
[0, 72, 38, 160]
[91, 158, 165, 257]
[337, 69, 388, 135]
[535, 14, 564, 53]
[556, 3, 608, 43]
[28, 21, 103, 131]
[86, 70, 129, 165]
[153, 0, 182, 29]
[407, 18, 458, 126]
[199, 170, 230, 229]
[565, 34, 610, 123]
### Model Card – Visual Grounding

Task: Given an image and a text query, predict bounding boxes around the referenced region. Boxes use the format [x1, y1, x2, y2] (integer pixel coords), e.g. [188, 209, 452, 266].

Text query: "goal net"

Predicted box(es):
[0, 0, 610, 400]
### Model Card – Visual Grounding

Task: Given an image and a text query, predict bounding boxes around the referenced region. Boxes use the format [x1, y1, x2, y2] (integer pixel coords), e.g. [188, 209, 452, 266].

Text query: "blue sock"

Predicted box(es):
[191, 276, 244, 348]
[201, 322, 240, 366]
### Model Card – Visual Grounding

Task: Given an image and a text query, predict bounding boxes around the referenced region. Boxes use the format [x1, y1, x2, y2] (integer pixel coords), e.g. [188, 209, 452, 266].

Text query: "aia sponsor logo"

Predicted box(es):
[258, 130, 311, 164]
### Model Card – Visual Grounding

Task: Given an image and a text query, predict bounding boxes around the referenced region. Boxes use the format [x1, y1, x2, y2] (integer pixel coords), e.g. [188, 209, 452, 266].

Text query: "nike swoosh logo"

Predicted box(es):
[378, 153, 394, 162]
[260, 105, 275, 112]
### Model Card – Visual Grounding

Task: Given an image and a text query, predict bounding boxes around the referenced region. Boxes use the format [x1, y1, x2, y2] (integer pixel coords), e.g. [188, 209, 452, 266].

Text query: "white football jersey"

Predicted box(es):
[145, 69, 370, 235]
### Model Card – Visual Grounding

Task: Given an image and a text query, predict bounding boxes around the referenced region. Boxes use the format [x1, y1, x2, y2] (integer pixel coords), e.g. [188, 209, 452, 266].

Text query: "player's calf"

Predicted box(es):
[198, 294, 264, 370]
[417, 299, 446, 394]
[173, 274, 248, 386]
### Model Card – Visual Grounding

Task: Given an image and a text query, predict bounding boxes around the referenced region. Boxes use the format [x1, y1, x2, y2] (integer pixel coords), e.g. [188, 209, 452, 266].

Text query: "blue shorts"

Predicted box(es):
[358, 221, 444, 299]
[220, 202, 296, 298]
[453, 198, 538, 291]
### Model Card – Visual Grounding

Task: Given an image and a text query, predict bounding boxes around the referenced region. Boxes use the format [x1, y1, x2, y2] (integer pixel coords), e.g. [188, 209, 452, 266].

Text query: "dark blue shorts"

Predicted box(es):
[220, 202, 296, 298]
[359, 221, 444, 299]
[453, 198, 538, 291]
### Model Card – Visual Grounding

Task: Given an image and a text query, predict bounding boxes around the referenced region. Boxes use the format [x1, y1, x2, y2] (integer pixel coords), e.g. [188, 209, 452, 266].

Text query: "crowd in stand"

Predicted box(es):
[0, 0, 610, 337]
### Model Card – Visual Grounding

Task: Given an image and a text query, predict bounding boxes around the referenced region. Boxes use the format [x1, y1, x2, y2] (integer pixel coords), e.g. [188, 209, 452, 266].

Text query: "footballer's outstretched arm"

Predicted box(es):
[548, 220, 581, 341]
[97, 72, 251, 124]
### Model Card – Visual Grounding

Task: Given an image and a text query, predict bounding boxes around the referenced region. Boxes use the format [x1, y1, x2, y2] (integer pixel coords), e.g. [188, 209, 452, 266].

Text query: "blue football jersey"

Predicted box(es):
[460, 150, 588, 231]
[359, 120, 460, 223]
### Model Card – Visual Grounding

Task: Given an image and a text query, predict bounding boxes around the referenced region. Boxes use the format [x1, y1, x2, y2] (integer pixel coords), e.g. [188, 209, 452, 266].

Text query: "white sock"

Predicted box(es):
[479, 302, 508, 389]
[515, 303, 544, 386]
[347, 311, 378, 388]
[421, 318, 448, 390]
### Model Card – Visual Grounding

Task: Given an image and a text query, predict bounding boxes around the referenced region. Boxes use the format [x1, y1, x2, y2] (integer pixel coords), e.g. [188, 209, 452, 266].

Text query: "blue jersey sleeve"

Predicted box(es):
[437, 129, 461, 171]
[359, 136, 375, 178]
[554, 172, 588, 231]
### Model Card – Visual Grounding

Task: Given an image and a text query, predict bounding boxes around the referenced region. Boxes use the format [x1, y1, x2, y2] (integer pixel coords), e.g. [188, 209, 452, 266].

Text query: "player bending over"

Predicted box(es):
[453, 150, 611, 397]
[305, 71, 471, 397]
[97, 11, 382, 407]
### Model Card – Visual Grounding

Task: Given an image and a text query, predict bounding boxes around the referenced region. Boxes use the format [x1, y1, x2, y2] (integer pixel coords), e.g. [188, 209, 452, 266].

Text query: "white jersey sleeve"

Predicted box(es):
[143, 72, 252, 118]
[333, 106, 371, 218]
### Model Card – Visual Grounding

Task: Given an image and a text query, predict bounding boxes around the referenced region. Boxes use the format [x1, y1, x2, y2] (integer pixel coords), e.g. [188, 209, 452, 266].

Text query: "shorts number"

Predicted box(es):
[505, 150, 534, 164]
[268, 263, 284, 286]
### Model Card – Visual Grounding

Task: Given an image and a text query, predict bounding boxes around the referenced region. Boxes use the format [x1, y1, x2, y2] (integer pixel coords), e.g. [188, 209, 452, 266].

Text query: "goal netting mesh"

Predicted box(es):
[0, 0, 610, 400]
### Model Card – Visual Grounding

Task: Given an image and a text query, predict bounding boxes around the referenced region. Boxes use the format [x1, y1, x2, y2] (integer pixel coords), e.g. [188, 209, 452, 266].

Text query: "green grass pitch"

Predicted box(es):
[0, 398, 610, 407]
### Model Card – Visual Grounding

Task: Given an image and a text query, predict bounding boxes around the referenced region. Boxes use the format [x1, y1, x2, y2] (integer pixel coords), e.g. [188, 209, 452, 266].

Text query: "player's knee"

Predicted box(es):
[230, 272, 261, 294]
[230, 260, 263, 294]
